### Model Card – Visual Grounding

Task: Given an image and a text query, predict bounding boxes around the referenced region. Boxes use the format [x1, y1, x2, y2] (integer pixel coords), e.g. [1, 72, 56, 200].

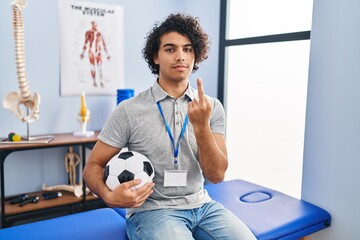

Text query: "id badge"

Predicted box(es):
[164, 170, 187, 187]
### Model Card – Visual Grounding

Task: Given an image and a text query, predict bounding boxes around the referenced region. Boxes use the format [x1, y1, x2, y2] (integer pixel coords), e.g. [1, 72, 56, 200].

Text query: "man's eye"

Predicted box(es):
[184, 48, 193, 52]
[165, 48, 174, 52]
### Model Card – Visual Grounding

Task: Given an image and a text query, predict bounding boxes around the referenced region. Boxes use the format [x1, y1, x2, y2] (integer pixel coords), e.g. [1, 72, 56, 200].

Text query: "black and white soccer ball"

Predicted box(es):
[104, 151, 155, 191]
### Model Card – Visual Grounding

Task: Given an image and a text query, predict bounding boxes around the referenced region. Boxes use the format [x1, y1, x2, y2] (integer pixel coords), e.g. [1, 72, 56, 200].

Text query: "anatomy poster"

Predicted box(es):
[58, 0, 124, 96]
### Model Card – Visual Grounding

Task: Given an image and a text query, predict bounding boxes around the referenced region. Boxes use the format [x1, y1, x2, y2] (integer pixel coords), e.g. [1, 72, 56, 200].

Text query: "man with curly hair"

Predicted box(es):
[83, 13, 256, 240]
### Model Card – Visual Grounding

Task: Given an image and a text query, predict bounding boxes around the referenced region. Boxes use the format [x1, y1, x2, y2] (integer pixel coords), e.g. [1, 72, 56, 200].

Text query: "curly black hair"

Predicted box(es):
[142, 13, 211, 75]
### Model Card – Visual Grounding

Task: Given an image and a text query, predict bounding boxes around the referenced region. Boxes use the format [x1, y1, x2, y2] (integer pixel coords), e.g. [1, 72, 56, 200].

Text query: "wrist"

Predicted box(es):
[193, 125, 212, 135]
[100, 187, 113, 205]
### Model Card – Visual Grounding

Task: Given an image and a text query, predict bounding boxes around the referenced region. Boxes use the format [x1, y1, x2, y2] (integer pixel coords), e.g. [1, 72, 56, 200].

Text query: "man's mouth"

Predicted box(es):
[173, 64, 188, 70]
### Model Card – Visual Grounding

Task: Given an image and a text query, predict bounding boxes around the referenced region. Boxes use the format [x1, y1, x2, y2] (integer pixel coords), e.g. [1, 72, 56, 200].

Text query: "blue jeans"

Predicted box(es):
[126, 201, 256, 240]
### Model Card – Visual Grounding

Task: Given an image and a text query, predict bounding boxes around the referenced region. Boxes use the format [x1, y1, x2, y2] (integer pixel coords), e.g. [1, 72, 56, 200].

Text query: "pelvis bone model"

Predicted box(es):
[2, 0, 41, 123]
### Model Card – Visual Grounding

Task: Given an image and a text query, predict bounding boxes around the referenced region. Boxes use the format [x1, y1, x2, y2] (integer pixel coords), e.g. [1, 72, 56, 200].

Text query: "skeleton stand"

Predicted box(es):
[23, 103, 54, 143]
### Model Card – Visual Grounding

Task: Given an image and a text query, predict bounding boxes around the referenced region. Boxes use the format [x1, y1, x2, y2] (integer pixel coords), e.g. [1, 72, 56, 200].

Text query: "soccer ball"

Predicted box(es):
[104, 151, 155, 191]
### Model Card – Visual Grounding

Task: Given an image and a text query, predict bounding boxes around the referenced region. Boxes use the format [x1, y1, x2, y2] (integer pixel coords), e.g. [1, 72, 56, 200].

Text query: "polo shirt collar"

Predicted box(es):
[152, 80, 195, 102]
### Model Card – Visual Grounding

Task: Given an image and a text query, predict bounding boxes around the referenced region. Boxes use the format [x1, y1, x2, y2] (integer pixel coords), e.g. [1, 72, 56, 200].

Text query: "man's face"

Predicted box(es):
[154, 31, 195, 83]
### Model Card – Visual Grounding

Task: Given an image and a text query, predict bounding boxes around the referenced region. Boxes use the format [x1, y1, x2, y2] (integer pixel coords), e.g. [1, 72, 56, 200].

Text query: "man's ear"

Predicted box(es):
[154, 54, 159, 64]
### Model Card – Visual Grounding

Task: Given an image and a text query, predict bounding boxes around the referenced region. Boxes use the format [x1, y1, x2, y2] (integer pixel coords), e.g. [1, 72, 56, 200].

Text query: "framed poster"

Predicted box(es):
[58, 0, 124, 96]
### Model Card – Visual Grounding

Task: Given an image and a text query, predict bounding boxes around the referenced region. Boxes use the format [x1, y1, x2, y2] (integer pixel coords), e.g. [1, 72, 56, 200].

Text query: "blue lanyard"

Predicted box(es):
[157, 101, 188, 169]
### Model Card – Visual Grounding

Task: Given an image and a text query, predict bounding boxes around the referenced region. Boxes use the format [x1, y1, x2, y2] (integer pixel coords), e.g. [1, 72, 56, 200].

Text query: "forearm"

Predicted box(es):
[102, 40, 108, 53]
[194, 126, 228, 183]
[83, 162, 111, 202]
[80, 41, 88, 57]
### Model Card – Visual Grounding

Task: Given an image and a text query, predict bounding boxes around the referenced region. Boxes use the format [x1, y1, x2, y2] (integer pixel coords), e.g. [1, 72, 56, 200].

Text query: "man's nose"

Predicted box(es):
[175, 51, 185, 61]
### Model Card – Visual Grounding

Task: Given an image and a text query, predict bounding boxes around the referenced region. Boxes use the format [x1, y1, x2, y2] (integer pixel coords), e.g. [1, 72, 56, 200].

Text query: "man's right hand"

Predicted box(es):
[104, 179, 154, 208]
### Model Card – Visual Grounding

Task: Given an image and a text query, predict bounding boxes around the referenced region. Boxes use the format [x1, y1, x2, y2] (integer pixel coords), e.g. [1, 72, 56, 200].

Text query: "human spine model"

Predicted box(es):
[2, 0, 41, 123]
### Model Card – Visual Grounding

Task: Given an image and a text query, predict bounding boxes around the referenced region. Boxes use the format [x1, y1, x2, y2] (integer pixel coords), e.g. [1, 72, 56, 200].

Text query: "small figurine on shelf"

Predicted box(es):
[65, 146, 81, 186]
[42, 146, 91, 198]
[73, 92, 94, 137]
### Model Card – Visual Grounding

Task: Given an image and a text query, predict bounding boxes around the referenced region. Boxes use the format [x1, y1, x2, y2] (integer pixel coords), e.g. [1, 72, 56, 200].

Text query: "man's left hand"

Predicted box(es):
[188, 78, 213, 129]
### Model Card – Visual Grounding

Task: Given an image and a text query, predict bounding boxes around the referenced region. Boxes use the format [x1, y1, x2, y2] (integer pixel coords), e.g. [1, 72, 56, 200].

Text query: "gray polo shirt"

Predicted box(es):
[98, 80, 226, 217]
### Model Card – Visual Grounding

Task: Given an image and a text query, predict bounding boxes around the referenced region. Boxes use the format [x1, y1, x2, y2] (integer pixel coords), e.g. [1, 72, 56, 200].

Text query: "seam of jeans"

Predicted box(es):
[195, 224, 219, 240]
[132, 213, 145, 240]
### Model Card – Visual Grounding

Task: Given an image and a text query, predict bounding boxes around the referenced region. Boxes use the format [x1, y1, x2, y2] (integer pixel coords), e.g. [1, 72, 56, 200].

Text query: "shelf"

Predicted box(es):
[0, 132, 100, 151]
[5, 191, 99, 216]
[0, 132, 101, 228]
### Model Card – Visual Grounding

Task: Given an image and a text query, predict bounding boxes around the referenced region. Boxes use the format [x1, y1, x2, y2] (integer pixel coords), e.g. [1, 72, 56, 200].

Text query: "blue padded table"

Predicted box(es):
[205, 179, 331, 240]
[0, 180, 331, 240]
[0, 208, 127, 240]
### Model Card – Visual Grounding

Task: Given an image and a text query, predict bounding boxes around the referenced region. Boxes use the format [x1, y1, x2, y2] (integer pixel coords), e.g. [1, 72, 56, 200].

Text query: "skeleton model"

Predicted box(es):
[2, 1, 54, 143]
[42, 183, 91, 198]
[78, 92, 90, 134]
[2, 0, 41, 125]
[73, 92, 94, 137]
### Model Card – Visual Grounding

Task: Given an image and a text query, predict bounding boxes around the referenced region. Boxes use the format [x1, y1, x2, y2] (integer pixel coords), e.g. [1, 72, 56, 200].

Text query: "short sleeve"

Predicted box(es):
[98, 104, 130, 148]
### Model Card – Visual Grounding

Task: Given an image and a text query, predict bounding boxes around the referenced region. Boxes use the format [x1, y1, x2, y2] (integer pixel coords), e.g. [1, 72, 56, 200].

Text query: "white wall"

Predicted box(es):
[0, 0, 220, 195]
[302, 0, 360, 239]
